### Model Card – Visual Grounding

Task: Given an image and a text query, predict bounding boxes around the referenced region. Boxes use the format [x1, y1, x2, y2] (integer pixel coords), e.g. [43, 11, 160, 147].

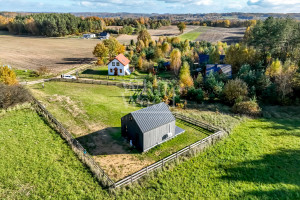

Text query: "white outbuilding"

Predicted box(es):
[108, 54, 131, 76]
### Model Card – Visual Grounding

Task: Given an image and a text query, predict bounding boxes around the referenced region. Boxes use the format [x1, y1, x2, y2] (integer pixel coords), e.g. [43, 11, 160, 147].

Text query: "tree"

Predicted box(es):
[224, 20, 230, 28]
[93, 42, 109, 62]
[195, 73, 203, 88]
[137, 56, 143, 70]
[137, 29, 151, 45]
[179, 61, 194, 89]
[152, 75, 158, 89]
[136, 40, 145, 53]
[223, 79, 248, 104]
[266, 59, 282, 78]
[274, 60, 298, 102]
[170, 48, 182, 75]
[161, 42, 171, 55]
[103, 37, 125, 59]
[0, 66, 18, 85]
[209, 48, 220, 64]
[225, 43, 259, 74]
[177, 22, 186, 34]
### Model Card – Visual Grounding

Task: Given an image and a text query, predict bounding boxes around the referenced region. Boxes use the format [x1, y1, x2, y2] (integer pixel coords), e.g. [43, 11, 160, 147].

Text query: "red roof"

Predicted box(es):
[112, 54, 130, 66]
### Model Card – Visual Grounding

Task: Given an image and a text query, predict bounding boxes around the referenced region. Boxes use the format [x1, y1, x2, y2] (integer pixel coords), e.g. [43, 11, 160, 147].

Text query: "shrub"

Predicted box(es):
[0, 66, 18, 85]
[223, 79, 248, 104]
[187, 87, 204, 103]
[37, 66, 50, 76]
[232, 100, 261, 116]
[0, 84, 31, 109]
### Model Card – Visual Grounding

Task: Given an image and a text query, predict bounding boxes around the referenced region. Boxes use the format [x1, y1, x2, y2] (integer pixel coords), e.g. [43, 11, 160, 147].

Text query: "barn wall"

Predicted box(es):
[121, 114, 143, 150]
[143, 120, 176, 151]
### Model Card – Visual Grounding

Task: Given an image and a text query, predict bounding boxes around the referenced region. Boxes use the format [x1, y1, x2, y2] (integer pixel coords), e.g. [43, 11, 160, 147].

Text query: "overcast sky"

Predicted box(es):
[1, 0, 300, 13]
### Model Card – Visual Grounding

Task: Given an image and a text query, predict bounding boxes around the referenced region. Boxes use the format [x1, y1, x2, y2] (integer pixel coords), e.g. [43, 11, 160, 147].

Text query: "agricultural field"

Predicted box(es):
[29, 82, 213, 180]
[195, 26, 246, 44]
[116, 25, 199, 44]
[0, 31, 99, 74]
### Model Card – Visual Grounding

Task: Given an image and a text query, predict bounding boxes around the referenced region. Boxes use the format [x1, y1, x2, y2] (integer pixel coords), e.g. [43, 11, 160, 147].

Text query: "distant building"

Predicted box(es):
[121, 103, 185, 152]
[99, 32, 110, 40]
[83, 34, 96, 39]
[206, 64, 232, 78]
[108, 54, 131, 76]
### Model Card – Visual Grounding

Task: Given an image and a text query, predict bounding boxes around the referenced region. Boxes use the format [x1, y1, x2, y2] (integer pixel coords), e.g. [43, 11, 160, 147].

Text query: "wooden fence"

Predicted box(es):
[31, 94, 228, 189]
[113, 130, 227, 188]
[32, 97, 115, 188]
[46, 78, 143, 89]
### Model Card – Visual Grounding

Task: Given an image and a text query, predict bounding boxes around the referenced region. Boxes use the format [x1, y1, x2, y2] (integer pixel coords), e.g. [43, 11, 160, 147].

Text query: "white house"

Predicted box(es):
[108, 54, 131, 76]
[83, 34, 96, 39]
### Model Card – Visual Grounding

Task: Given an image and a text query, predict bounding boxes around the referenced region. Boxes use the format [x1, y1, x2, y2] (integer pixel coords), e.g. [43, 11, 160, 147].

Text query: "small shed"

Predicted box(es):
[121, 103, 185, 152]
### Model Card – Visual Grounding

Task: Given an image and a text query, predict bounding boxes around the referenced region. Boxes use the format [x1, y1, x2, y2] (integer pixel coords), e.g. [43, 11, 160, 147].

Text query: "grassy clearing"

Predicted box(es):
[0, 108, 109, 199]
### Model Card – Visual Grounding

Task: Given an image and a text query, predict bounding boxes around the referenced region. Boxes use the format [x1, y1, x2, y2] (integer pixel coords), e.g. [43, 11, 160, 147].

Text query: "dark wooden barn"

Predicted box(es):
[121, 103, 185, 152]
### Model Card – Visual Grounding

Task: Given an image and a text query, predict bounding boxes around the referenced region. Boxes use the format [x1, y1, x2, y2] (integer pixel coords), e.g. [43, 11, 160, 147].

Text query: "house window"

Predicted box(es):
[112, 62, 115, 66]
[116, 62, 120, 66]
[110, 69, 113, 73]
[129, 116, 133, 121]
[120, 69, 122, 73]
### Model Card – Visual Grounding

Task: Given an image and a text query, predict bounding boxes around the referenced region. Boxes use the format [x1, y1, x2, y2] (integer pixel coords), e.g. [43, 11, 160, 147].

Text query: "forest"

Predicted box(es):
[92, 17, 300, 115]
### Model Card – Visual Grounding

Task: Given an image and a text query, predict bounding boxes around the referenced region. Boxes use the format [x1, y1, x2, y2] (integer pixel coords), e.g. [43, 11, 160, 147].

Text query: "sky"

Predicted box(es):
[1, 0, 300, 13]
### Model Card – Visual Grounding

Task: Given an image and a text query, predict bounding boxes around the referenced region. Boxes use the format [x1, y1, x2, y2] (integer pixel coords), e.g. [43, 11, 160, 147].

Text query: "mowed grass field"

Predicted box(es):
[1, 104, 299, 199]
[0, 31, 99, 74]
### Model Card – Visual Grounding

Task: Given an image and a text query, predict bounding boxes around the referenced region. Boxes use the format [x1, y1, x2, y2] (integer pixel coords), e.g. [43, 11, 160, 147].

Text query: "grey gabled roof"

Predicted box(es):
[131, 102, 175, 133]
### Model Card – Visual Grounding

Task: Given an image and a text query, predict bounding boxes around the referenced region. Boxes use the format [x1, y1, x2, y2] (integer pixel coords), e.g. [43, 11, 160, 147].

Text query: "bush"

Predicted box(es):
[0, 84, 31, 109]
[232, 100, 261, 116]
[187, 87, 204, 103]
[223, 79, 248, 105]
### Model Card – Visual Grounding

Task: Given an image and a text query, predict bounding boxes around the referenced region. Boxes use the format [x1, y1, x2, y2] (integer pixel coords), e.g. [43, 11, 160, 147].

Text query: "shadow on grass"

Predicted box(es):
[76, 127, 139, 156]
[220, 149, 300, 198]
[57, 58, 95, 65]
[82, 68, 108, 75]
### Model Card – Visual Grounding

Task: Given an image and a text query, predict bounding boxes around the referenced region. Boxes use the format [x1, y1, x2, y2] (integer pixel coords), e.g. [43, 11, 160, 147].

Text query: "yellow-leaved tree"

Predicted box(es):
[170, 48, 182, 75]
[0, 66, 18, 85]
[266, 59, 282, 78]
[179, 61, 194, 89]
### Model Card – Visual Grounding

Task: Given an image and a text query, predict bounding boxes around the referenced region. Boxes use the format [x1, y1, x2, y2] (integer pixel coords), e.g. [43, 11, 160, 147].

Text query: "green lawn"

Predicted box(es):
[14, 69, 44, 82]
[0, 107, 109, 199]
